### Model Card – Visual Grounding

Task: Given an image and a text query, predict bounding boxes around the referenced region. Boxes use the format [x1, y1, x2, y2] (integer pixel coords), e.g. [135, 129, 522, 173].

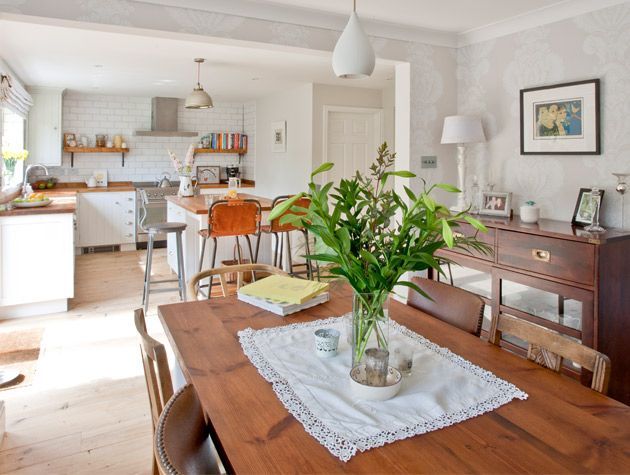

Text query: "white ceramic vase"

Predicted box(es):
[520, 205, 540, 224]
[178, 175, 193, 197]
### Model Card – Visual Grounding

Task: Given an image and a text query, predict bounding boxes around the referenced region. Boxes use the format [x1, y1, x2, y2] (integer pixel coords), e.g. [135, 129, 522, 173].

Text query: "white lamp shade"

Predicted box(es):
[332, 12, 375, 79]
[185, 87, 213, 109]
[441, 115, 485, 144]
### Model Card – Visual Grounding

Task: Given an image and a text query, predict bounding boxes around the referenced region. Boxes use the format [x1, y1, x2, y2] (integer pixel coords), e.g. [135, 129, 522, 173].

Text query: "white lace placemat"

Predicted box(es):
[238, 316, 527, 462]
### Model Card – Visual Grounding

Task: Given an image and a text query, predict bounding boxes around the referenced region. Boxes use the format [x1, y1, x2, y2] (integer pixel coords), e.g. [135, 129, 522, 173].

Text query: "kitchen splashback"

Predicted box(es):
[31, 92, 255, 183]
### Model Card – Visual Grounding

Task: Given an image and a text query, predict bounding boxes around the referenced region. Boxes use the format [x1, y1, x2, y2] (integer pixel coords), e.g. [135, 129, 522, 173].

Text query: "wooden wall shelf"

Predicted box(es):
[63, 147, 130, 167]
[193, 148, 247, 156]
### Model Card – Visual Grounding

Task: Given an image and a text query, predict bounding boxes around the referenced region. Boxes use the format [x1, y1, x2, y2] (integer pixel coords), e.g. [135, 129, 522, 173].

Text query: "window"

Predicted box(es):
[1, 107, 26, 189]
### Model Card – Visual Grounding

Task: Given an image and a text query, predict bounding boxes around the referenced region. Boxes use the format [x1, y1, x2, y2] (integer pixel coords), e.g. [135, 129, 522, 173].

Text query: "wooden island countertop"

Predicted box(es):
[165, 194, 273, 215]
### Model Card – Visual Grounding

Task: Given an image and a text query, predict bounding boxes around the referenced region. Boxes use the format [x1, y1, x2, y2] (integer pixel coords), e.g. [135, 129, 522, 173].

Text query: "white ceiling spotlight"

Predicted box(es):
[185, 58, 213, 109]
[332, 0, 375, 79]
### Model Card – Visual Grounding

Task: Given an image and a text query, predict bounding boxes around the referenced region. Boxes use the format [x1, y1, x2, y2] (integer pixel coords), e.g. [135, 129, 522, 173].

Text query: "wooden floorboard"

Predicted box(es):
[0, 249, 185, 474]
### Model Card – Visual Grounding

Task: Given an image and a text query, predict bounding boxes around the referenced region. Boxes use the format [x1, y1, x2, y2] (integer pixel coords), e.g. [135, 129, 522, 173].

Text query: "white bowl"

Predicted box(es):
[350, 365, 402, 401]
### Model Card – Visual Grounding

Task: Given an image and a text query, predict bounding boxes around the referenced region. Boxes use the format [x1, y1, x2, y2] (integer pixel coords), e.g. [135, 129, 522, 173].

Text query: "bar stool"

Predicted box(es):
[197, 199, 261, 295]
[258, 195, 318, 280]
[139, 190, 187, 314]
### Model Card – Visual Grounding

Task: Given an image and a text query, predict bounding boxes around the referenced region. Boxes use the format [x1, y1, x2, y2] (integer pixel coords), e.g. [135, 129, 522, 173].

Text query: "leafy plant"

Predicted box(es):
[269, 143, 490, 362]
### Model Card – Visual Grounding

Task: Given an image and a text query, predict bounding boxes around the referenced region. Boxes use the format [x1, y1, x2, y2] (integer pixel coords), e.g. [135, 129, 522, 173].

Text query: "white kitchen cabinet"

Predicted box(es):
[0, 213, 74, 310]
[26, 87, 64, 166]
[76, 192, 136, 248]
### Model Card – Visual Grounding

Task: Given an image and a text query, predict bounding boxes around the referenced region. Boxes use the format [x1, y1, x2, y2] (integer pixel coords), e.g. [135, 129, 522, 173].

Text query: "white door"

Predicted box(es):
[325, 109, 382, 184]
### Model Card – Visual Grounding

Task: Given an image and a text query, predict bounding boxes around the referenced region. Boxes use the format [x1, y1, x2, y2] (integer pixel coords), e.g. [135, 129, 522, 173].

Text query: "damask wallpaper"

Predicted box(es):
[458, 3, 630, 226]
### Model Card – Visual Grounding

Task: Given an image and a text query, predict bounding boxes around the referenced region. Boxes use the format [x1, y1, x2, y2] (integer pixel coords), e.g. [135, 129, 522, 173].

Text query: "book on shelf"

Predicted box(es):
[204, 132, 248, 151]
[238, 275, 329, 305]
[237, 291, 330, 316]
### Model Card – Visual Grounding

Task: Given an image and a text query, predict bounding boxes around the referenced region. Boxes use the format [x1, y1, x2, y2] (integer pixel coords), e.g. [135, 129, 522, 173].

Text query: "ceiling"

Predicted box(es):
[249, 0, 567, 33]
[0, 19, 395, 100]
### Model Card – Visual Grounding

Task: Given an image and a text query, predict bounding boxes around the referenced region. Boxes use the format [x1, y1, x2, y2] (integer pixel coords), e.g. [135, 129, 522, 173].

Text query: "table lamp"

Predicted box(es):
[441, 116, 486, 212]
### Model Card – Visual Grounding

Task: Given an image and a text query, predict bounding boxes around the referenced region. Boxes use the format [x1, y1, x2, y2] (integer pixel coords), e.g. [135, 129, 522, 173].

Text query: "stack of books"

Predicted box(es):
[237, 275, 329, 316]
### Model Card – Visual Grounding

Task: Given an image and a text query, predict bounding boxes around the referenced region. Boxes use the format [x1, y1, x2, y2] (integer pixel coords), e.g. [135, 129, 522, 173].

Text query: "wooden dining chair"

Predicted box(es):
[154, 384, 221, 475]
[188, 263, 288, 301]
[490, 313, 611, 394]
[406, 276, 485, 336]
[134, 308, 174, 475]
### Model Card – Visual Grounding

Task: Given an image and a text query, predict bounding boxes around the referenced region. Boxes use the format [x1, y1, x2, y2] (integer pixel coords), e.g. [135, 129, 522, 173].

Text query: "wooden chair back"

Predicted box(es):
[490, 313, 611, 394]
[407, 277, 485, 336]
[188, 263, 288, 301]
[155, 384, 221, 475]
[208, 199, 261, 238]
[134, 309, 174, 432]
[269, 195, 311, 233]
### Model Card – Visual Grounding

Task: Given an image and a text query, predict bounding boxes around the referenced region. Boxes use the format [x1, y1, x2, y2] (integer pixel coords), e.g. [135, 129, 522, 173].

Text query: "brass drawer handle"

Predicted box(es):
[532, 249, 550, 262]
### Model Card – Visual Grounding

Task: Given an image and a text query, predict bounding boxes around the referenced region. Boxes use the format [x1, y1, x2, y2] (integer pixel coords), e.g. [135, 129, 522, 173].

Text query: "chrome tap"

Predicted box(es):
[22, 164, 49, 196]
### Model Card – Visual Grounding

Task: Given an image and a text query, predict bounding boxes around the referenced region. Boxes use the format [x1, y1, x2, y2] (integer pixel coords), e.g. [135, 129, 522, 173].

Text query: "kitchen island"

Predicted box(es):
[0, 196, 75, 317]
[165, 194, 277, 280]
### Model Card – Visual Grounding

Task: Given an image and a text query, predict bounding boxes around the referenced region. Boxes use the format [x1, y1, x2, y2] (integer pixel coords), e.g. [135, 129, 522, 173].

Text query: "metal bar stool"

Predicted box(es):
[198, 199, 261, 296]
[139, 190, 187, 314]
[257, 195, 319, 280]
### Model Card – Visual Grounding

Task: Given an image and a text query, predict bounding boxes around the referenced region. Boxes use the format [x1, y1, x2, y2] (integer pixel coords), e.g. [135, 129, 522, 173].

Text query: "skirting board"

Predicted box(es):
[0, 299, 68, 319]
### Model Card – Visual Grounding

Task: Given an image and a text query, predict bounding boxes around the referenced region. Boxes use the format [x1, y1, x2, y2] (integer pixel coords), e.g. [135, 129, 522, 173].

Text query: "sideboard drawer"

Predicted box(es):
[497, 230, 594, 285]
[451, 222, 495, 261]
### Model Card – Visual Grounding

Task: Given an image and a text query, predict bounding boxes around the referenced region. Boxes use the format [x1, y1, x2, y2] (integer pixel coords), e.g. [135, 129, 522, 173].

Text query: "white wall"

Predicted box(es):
[457, 2, 630, 227]
[31, 92, 255, 183]
[255, 83, 313, 198]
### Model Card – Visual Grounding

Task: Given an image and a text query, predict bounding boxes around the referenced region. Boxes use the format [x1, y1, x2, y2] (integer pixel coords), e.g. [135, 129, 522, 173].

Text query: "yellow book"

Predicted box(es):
[238, 275, 329, 305]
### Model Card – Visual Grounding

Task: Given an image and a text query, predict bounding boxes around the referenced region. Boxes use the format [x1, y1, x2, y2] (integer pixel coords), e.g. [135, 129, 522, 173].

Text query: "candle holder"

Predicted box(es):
[612, 172, 629, 228]
[585, 187, 605, 233]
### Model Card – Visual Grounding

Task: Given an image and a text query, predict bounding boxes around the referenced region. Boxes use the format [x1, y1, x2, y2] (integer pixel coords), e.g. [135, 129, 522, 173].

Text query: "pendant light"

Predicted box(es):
[332, 0, 375, 79]
[185, 58, 214, 109]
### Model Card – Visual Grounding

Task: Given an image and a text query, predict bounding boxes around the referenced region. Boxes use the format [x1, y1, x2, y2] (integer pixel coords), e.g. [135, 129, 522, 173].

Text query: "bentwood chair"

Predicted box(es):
[406, 276, 485, 336]
[197, 199, 261, 295]
[489, 313, 611, 394]
[154, 384, 222, 475]
[188, 263, 288, 301]
[259, 195, 319, 280]
[134, 308, 174, 475]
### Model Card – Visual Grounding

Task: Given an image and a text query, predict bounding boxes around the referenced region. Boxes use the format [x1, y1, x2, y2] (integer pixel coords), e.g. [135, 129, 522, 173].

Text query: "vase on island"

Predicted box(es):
[178, 174, 194, 197]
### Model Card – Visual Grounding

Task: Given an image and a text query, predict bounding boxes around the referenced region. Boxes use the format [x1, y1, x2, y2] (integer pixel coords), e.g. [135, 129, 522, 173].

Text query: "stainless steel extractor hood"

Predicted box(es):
[134, 97, 198, 137]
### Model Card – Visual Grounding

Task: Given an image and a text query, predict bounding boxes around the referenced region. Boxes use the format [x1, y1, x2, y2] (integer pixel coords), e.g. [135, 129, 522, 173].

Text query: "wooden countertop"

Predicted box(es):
[198, 179, 255, 189]
[34, 182, 136, 195]
[0, 196, 76, 217]
[166, 193, 273, 214]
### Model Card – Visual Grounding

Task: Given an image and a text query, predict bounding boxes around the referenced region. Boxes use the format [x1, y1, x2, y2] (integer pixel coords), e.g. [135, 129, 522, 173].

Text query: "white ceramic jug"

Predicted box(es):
[86, 176, 97, 188]
[178, 175, 193, 197]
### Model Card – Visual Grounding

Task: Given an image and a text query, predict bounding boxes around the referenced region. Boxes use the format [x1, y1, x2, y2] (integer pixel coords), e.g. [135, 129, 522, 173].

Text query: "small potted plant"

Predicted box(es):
[520, 200, 540, 224]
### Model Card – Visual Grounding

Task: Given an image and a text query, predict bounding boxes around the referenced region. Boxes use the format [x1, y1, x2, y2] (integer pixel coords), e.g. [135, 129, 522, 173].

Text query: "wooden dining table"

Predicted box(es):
[158, 282, 630, 473]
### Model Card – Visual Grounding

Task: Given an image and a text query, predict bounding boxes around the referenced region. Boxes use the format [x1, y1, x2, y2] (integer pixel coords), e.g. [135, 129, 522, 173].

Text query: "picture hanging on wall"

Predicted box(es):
[272, 120, 286, 153]
[520, 79, 600, 155]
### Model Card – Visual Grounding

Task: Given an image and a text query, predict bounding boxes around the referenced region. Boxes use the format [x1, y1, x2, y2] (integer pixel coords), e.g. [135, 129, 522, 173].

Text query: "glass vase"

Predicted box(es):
[351, 291, 390, 371]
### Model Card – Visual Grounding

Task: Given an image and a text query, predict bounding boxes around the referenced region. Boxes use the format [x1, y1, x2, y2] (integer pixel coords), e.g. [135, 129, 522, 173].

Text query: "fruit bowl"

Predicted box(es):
[12, 193, 52, 208]
[32, 177, 57, 190]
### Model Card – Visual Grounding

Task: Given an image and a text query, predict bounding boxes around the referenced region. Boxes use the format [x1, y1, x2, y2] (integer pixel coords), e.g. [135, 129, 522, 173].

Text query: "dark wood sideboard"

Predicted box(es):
[431, 216, 630, 405]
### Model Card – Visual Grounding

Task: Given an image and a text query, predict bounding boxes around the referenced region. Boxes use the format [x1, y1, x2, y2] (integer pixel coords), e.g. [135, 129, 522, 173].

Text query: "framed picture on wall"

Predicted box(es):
[479, 191, 512, 218]
[272, 121, 286, 153]
[571, 187, 605, 226]
[520, 79, 600, 155]
[197, 165, 220, 184]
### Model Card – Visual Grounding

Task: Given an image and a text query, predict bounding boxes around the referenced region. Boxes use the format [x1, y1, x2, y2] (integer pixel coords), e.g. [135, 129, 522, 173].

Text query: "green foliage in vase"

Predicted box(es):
[269, 143, 491, 361]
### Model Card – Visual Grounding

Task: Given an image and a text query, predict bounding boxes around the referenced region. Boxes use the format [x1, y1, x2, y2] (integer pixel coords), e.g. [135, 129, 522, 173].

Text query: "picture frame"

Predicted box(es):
[272, 120, 286, 153]
[571, 188, 605, 226]
[63, 133, 75, 147]
[197, 165, 220, 184]
[520, 79, 600, 155]
[479, 191, 512, 217]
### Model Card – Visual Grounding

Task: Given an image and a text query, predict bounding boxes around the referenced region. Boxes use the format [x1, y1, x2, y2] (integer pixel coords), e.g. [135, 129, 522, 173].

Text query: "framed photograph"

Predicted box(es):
[520, 79, 600, 155]
[197, 165, 220, 184]
[272, 120, 286, 153]
[572, 188, 604, 226]
[63, 133, 75, 147]
[479, 191, 512, 217]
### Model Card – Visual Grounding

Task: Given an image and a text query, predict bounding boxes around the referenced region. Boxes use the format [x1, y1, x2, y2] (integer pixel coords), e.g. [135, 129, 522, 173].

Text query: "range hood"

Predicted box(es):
[134, 97, 198, 137]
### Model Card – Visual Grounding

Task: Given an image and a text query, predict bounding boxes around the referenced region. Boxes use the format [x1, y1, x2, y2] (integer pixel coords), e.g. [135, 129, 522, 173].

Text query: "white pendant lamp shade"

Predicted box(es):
[332, 9, 375, 79]
[185, 58, 213, 109]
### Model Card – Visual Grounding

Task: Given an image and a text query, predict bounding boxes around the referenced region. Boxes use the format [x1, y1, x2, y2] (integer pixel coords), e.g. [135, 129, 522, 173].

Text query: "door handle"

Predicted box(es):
[532, 249, 550, 262]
